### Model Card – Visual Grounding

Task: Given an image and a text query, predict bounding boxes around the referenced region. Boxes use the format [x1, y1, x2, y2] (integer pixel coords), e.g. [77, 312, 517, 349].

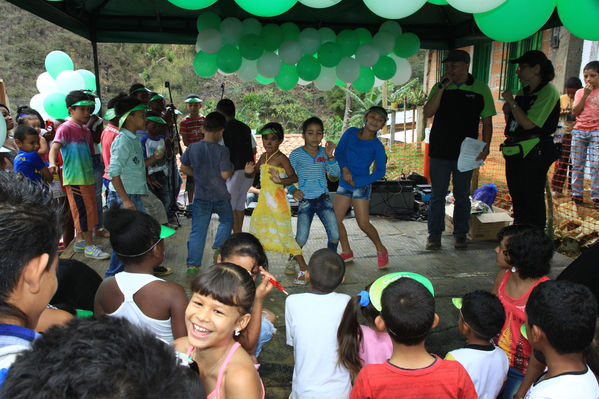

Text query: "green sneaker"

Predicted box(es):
[73, 240, 86, 253]
[187, 266, 199, 275]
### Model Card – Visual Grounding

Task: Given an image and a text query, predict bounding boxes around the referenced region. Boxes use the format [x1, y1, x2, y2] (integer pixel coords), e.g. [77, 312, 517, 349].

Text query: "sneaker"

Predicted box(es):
[377, 248, 389, 268]
[340, 251, 354, 263]
[73, 240, 86, 253]
[187, 266, 199, 274]
[293, 270, 308, 285]
[84, 245, 110, 260]
[153, 266, 173, 277]
[285, 255, 297, 275]
[425, 236, 441, 250]
[454, 237, 467, 250]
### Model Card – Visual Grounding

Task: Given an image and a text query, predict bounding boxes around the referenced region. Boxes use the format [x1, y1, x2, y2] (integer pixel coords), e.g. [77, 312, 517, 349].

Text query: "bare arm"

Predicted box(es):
[221, 169, 233, 180]
[224, 365, 262, 399]
[238, 268, 274, 355]
[572, 85, 592, 117]
[168, 283, 189, 340]
[476, 116, 493, 161]
[502, 90, 536, 130]
[40, 167, 53, 182]
[48, 142, 62, 174]
[423, 76, 450, 119]
[38, 136, 49, 155]
[270, 155, 298, 186]
[180, 164, 193, 177]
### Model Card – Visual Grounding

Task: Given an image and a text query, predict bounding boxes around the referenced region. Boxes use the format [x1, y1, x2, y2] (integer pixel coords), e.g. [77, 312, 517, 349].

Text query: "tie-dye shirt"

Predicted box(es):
[53, 120, 94, 186]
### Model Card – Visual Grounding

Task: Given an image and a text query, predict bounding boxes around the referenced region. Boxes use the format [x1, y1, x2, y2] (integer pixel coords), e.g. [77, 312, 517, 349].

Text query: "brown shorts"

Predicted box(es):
[65, 184, 98, 234]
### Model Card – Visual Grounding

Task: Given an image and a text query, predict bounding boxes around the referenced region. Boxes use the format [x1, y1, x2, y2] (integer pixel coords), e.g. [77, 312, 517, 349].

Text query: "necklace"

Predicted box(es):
[265, 149, 279, 164]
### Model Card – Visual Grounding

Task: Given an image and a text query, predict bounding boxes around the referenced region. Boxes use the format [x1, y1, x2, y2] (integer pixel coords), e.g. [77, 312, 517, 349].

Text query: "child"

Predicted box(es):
[94, 208, 188, 343]
[285, 248, 351, 398]
[288, 117, 340, 270]
[218, 233, 276, 359]
[337, 280, 393, 380]
[180, 111, 233, 274]
[179, 94, 205, 206]
[350, 274, 477, 399]
[246, 123, 307, 284]
[129, 83, 151, 105]
[571, 61, 599, 208]
[12, 125, 51, 183]
[15, 107, 49, 160]
[524, 280, 599, 398]
[173, 263, 264, 399]
[48, 90, 109, 260]
[491, 224, 552, 399]
[446, 291, 509, 399]
[141, 110, 172, 215]
[333, 106, 388, 268]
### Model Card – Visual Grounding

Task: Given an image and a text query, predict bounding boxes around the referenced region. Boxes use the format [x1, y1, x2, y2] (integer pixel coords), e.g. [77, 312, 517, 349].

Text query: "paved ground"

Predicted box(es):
[63, 213, 572, 399]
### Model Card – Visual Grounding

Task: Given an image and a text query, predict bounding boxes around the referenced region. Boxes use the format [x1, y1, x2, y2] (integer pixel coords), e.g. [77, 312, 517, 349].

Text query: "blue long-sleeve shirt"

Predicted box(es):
[335, 127, 387, 190]
[289, 146, 339, 199]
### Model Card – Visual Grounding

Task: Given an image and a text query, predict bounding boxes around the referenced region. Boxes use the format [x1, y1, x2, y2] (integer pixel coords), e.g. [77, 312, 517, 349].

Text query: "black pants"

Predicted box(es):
[505, 139, 557, 229]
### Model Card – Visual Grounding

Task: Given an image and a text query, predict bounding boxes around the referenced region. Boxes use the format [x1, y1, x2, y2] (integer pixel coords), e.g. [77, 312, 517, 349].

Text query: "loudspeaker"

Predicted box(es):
[369, 181, 415, 215]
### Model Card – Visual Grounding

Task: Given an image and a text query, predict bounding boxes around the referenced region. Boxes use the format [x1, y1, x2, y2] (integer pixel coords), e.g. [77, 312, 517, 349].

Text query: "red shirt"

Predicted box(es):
[179, 115, 205, 144]
[350, 357, 477, 399]
[101, 123, 120, 180]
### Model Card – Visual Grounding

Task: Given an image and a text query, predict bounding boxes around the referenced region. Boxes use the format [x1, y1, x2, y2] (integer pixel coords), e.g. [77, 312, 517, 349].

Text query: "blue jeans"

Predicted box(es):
[149, 171, 171, 215]
[92, 154, 104, 228]
[500, 367, 524, 399]
[187, 198, 233, 268]
[105, 192, 145, 277]
[571, 129, 599, 199]
[296, 194, 339, 251]
[428, 157, 473, 237]
[254, 315, 276, 358]
[336, 184, 372, 200]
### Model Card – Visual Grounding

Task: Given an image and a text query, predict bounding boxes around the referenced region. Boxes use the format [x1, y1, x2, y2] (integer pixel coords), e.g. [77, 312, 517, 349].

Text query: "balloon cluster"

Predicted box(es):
[192, 13, 416, 92]
[30, 51, 100, 121]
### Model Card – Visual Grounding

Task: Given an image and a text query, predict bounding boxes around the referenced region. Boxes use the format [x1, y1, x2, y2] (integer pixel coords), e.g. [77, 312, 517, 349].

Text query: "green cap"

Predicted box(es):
[369, 272, 435, 312]
[104, 108, 116, 121]
[258, 128, 278, 135]
[150, 94, 165, 102]
[147, 116, 166, 125]
[160, 225, 176, 239]
[118, 104, 150, 129]
[131, 86, 150, 94]
[70, 100, 95, 107]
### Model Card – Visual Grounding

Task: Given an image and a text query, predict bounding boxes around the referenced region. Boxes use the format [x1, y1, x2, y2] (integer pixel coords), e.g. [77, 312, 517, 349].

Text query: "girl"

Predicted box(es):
[337, 282, 393, 380]
[94, 207, 188, 343]
[245, 122, 307, 284]
[218, 233, 276, 360]
[288, 117, 339, 265]
[491, 224, 552, 399]
[334, 106, 389, 268]
[174, 263, 264, 399]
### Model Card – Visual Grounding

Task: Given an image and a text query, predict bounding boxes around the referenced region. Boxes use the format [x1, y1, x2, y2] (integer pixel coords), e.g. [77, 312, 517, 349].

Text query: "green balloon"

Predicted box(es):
[297, 55, 321, 81]
[235, 0, 298, 17]
[43, 92, 69, 119]
[217, 45, 242, 73]
[352, 67, 375, 93]
[428, 0, 448, 4]
[193, 51, 218, 78]
[256, 74, 275, 84]
[281, 22, 301, 41]
[335, 78, 346, 86]
[474, 0, 556, 43]
[373, 55, 397, 80]
[196, 11, 220, 32]
[355, 28, 373, 45]
[76, 70, 96, 92]
[45, 51, 74, 80]
[557, 0, 599, 40]
[168, 0, 217, 10]
[261, 24, 283, 51]
[336, 29, 359, 57]
[275, 64, 299, 90]
[393, 33, 421, 58]
[317, 42, 342, 67]
[239, 34, 264, 60]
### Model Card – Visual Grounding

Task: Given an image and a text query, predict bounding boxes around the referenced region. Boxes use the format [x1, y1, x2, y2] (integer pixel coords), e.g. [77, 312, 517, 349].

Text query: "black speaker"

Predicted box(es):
[369, 180, 415, 215]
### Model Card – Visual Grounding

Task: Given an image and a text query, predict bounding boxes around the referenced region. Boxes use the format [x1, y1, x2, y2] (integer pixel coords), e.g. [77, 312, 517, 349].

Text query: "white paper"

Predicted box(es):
[457, 137, 486, 172]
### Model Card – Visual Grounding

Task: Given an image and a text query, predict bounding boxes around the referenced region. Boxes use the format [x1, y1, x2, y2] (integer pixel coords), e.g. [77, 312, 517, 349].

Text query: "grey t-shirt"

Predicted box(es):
[181, 141, 232, 201]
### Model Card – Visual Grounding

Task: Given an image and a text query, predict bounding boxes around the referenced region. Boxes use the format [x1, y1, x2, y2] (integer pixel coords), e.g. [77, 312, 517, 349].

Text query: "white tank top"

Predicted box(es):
[108, 272, 174, 343]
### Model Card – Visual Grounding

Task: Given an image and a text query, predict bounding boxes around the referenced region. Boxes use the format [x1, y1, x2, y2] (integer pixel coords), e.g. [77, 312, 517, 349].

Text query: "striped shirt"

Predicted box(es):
[289, 146, 339, 199]
[179, 115, 205, 144]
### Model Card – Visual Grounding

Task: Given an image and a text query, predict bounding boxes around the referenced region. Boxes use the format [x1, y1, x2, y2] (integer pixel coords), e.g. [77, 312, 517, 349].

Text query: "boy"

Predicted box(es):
[141, 111, 171, 215]
[285, 248, 351, 398]
[446, 291, 509, 399]
[13, 125, 52, 183]
[48, 90, 109, 260]
[129, 83, 151, 105]
[180, 111, 233, 273]
[523, 280, 598, 398]
[179, 94, 205, 206]
[351, 276, 477, 399]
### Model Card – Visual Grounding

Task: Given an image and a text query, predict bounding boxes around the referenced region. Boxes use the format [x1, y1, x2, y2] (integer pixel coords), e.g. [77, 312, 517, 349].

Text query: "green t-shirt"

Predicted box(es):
[505, 82, 560, 139]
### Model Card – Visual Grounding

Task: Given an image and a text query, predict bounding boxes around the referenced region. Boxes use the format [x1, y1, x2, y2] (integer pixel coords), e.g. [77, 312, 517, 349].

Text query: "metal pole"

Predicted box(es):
[91, 31, 102, 103]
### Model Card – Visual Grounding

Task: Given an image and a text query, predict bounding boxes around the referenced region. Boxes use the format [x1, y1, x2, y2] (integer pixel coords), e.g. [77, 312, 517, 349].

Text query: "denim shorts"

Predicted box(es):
[336, 184, 372, 200]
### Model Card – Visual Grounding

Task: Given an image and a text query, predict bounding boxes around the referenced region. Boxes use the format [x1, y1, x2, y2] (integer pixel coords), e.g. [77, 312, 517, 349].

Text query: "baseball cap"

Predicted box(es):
[369, 272, 435, 312]
[185, 94, 202, 103]
[509, 50, 548, 66]
[442, 49, 470, 64]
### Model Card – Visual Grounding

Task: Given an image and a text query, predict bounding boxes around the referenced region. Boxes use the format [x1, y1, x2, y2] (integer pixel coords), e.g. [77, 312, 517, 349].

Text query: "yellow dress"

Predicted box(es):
[249, 163, 302, 257]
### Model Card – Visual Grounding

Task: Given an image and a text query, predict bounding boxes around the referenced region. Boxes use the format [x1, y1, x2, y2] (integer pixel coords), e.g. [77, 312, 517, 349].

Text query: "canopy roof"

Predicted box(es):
[9, 0, 562, 49]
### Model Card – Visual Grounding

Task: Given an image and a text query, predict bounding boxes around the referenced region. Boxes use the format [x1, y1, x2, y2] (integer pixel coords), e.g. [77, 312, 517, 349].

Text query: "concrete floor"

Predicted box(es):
[62, 213, 572, 399]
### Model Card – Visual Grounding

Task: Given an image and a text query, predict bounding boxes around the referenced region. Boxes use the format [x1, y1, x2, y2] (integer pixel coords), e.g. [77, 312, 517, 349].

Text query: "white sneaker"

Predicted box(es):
[84, 245, 110, 260]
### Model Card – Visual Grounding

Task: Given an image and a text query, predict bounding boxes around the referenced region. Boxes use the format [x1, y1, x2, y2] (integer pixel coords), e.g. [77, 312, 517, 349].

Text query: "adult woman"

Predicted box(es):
[501, 50, 560, 229]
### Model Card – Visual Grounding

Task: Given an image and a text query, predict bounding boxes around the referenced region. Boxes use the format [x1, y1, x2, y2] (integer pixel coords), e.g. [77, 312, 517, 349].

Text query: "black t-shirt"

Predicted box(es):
[504, 82, 560, 140]
[222, 118, 254, 170]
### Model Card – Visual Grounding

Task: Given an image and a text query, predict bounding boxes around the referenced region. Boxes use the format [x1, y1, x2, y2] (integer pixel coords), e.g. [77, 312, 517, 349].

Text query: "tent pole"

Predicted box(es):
[91, 32, 102, 102]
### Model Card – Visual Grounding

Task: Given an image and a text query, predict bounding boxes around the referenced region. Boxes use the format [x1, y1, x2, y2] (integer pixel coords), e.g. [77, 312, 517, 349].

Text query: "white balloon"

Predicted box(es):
[336, 57, 360, 83]
[314, 66, 337, 91]
[242, 18, 262, 35]
[257, 52, 282, 79]
[379, 20, 402, 36]
[299, 28, 321, 55]
[373, 77, 385, 87]
[319, 27, 336, 44]
[390, 55, 412, 85]
[30, 93, 48, 114]
[217, 69, 236, 76]
[55, 70, 85, 94]
[238, 59, 258, 81]
[299, 0, 342, 7]
[196, 28, 223, 54]
[279, 41, 303, 65]
[355, 43, 380, 67]
[446, 0, 506, 13]
[93, 97, 101, 115]
[373, 31, 395, 55]
[36, 72, 58, 94]
[221, 17, 243, 44]
[363, 0, 427, 19]
[298, 78, 312, 86]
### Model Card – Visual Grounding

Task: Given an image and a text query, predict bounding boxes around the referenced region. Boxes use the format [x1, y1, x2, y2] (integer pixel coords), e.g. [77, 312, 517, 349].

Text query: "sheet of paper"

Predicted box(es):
[457, 137, 486, 172]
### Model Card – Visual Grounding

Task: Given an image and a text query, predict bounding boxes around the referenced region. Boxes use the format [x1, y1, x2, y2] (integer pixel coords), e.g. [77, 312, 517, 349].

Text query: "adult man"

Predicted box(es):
[423, 50, 495, 250]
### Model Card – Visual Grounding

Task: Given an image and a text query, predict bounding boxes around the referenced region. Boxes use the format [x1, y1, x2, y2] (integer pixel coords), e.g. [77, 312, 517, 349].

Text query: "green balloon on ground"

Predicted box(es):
[297, 55, 321, 81]
[394, 33, 421, 58]
[373, 55, 397, 80]
[355, 28, 373, 44]
[217, 45, 242, 73]
[43, 92, 68, 119]
[235, 0, 298, 17]
[256, 74, 275, 84]
[239, 34, 264, 60]
[317, 42, 342, 67]
[168, 0, 217, 10]
[474, 0, 556, 43]
[45, 51, 74, 80]
[428, 0, 448, 4]
[261, 24, 283, 51]
[352, 67, 375, 93]
[76, 70, 96, 92]
[557, 0, 599, 41]
[196, 11, 220, 32]
[275, 64, 299, 90]
[336, 29, 359, 57]
[193, 51, 218, 77]
[281, 22, 301, 41]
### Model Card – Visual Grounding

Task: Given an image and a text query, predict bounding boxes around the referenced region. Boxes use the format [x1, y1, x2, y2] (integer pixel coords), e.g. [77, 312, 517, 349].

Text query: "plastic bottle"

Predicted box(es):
[554, 125, 563, 144]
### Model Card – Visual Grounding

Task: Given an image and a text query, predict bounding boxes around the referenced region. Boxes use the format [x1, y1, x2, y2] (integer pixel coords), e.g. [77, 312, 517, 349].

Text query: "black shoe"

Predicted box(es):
[425, 236, 441, 250]
[153, 266, 173, 277]
[454, 237, 467, 250]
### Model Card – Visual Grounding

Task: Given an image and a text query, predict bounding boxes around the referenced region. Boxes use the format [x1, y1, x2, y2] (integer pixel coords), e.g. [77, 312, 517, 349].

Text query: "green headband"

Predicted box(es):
[369, 108, 387, 118]
[452, 297, 463, 309]
[520, 324, 528, 340]
[147, 116, 166, 125]
[104, 108, 116, 121]
[369, 272, 435, 312]
[150, 94, 164, 102]
[119, 104, 150, 129]
[70, 100, 95, 107]
[185, 97, 202, 103]
[160, 225, 176, 239]
[131, 87, 150, 94]
[258, 128, 278, 136]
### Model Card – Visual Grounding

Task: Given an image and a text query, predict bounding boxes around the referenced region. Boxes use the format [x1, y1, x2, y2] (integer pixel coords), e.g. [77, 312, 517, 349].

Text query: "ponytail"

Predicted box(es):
[337, 295, 365, 380]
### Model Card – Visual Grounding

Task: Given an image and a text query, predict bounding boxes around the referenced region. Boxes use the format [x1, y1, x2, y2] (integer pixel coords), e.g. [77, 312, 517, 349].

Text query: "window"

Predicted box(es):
[435, 50, 448, 82]
[499, 31, 544, 97]
[472, 42, 492, 84]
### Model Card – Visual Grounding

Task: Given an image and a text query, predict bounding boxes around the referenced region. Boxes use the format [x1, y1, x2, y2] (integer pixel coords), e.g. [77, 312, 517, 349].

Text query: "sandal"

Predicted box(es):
[293, 270, 308, 285]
